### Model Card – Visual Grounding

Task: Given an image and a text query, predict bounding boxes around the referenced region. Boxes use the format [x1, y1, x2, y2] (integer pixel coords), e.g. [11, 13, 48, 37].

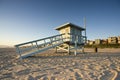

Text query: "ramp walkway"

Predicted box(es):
[15, 34, 65, 59]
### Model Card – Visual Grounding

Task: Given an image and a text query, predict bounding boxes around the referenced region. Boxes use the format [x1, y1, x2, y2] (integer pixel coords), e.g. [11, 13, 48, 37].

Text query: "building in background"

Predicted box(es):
[87, 36, 120, 45]
[108, 37, 117, 44]
[87, 40, 95, 45]
[101, 39, 108, 44]
[95, 39, 101, 45]
[117, 36, 120, 44]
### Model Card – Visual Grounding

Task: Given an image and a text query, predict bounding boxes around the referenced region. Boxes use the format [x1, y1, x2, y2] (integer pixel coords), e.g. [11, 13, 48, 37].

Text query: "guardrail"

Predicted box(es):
[15, 34, 65, 59]
[64, 33, 87, 44]
[15, 33, 86, 59]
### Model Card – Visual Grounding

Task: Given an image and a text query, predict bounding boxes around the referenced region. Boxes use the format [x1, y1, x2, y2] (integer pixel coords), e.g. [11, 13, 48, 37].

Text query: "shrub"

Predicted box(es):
[84, 44, 120, 48]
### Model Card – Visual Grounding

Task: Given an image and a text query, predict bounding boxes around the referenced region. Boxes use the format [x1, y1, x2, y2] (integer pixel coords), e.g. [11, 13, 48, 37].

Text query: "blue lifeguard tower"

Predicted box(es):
[15, 22, 87, 59]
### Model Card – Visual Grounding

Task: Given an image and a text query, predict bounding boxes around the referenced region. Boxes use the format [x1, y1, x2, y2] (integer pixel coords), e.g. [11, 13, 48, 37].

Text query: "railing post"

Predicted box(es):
[35, 42, 39, 49]
[54, 36, 57, 44]
[60, 34, 64, 42]
[44, 40, 46, 47]
[16, 46, 22, 59]
[31, 42, 34, 48]
[50, 37, 54, 47]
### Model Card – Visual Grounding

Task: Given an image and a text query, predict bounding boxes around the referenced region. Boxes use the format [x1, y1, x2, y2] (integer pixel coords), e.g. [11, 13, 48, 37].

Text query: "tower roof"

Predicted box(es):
[55, 22, 85, 30]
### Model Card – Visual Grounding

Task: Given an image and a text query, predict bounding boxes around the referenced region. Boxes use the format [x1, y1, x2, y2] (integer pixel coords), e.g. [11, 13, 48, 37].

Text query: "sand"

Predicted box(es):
[0, 48, 120, 80]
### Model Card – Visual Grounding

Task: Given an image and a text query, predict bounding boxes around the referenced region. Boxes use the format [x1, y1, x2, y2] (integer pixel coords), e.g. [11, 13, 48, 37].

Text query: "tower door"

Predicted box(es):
[65, 28, 70, 41]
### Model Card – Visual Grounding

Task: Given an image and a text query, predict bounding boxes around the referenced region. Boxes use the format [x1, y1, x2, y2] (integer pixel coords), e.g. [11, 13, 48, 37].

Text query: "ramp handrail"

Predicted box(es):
[15, 34, 65, 59]
[15, 33, 86, 59]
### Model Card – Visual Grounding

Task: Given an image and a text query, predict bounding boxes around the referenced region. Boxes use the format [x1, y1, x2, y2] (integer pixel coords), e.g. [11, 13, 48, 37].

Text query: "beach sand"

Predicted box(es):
[0, 48, 120, 80]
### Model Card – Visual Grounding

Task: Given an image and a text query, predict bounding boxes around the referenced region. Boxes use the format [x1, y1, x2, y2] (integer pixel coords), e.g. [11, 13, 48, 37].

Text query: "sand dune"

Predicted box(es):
[0, 48, 120, 80]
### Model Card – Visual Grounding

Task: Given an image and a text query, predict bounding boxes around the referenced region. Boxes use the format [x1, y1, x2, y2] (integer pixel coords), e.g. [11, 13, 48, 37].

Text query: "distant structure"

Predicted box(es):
[55, 23, 86, 54]
[117, 36, 120, 44]
[95, 39, 101, 45]
[101, 39, 108, 44]
[108, 37, 117, 44]
[15, 22, 87, 59]
[87, 40, 95, 45]
[87, 36, 120, 45]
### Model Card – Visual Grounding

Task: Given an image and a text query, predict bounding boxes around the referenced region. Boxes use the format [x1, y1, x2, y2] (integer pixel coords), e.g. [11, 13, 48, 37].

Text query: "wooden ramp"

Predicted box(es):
[15, 34, 65, 59]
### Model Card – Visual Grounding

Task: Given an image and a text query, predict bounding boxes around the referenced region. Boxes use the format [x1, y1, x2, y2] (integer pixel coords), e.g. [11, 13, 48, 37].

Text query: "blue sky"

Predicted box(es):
[0, 0, 120, 46]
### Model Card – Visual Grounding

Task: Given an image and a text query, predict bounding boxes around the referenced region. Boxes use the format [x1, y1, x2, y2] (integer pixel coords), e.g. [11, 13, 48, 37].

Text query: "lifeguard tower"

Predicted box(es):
[15, 22, 87, 59]
[55, 22, 86, 54]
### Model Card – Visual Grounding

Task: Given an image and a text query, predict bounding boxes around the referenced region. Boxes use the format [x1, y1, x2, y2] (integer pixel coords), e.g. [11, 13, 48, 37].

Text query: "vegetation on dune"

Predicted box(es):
[85, 44, 120, 48]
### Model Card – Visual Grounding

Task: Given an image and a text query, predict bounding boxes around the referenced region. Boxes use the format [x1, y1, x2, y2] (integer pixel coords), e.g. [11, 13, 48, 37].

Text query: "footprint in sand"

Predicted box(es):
[34, 74, 48, 79]
[115, 71, 120, 80]
[99, 70, 118, 80]
[28, 75, 35, 80]
[16, 69, 31, 75]
[74, 72, 83, 80]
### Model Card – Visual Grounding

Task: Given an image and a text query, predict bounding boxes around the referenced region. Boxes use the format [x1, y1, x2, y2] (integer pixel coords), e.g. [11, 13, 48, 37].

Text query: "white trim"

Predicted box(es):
[55, 22, 85, 30]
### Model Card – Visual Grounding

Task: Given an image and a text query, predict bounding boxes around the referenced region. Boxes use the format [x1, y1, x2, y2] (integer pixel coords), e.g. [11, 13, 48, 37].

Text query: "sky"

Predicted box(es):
[0, 0, 120, 46]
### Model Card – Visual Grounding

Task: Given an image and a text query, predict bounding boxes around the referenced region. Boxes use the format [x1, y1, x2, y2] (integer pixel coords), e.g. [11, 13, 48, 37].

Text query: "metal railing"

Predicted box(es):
[15, 34, 65, 58]
[15, 33, 86, 58]
[63, 33, 87, 44]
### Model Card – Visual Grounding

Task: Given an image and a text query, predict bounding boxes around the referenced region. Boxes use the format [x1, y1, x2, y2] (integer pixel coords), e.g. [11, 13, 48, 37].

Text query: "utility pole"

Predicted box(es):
[84, 17, 87, 44]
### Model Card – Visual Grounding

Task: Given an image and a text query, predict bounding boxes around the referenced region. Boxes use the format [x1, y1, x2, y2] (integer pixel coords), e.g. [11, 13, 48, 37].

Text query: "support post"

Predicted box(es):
[68, 44, 70, 55]
[74, 36, 78, 55]
[55, 47, 57, 53]
[74, 41, 77, 55]
[82, 47, 84, 53]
